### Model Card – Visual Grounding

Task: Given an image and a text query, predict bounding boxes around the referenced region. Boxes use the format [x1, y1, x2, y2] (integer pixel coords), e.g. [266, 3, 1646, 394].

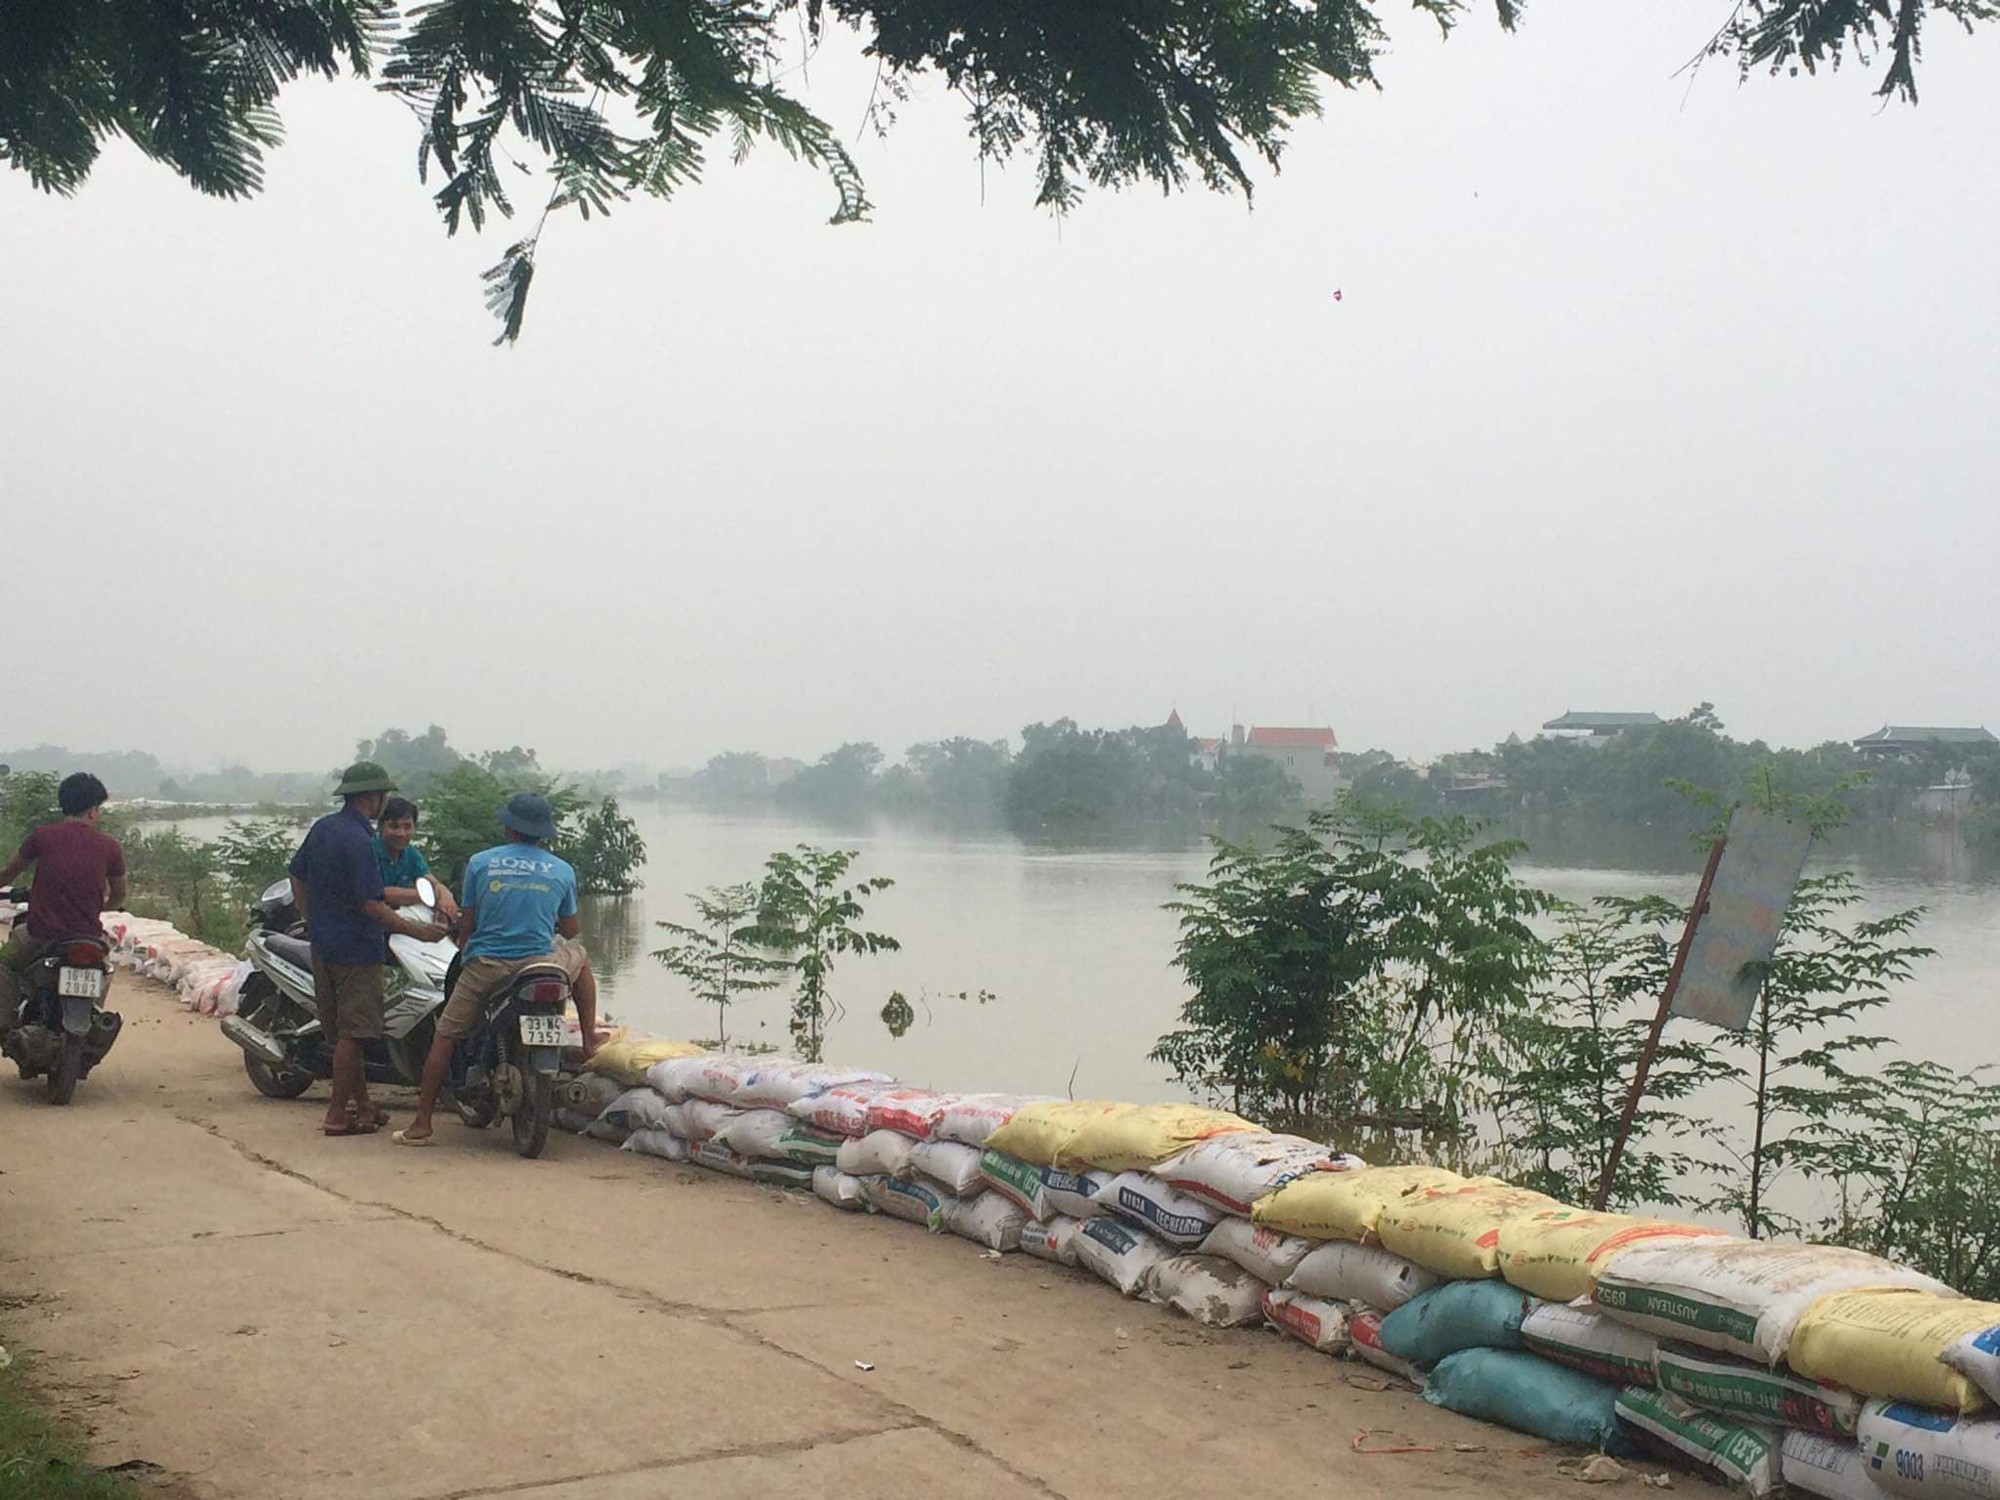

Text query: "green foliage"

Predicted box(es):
[651, 881, 786, 1046]
[1153, 799, 1548, 1154]
[775, 743, 884, 823]
[744, 845, 898, 1062]
[354, 724, 465, 797]
[0, 1354, 144, 1500]
[1711, 0, 2000, 104]
[565, 797, 647, 896]
[0, 772, 63, 855]
[212, 818, 304, 894]
[1004, 719, 1206, 841]
[122, 827, 237, 946]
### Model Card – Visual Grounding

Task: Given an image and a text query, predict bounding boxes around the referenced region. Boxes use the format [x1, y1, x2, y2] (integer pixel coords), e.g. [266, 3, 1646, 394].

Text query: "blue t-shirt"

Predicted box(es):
[462, 842, 578, 962]
[373, 836, 430, 890]
[287, 807, 388, 966]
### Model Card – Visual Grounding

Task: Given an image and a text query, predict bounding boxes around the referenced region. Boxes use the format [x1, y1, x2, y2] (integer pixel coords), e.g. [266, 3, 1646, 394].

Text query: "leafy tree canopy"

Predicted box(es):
[7, 1, 1983, 339]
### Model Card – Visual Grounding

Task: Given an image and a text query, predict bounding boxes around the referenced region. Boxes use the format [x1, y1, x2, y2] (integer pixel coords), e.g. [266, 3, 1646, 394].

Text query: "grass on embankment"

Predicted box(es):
[0, 1356, 141, 1500]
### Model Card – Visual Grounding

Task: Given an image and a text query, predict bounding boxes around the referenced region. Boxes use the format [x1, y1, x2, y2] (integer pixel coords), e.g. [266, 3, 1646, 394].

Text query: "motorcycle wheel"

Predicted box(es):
[453, 1091, 497, 1129]
[244, 1052, 315, 1100]
[512, 1073, 553, 1159]
[47, 1034, 83, 1105]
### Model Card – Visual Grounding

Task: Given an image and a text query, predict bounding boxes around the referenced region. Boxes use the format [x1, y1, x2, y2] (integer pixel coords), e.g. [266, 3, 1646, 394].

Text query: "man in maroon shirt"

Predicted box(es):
[0, 773, 128, 1032]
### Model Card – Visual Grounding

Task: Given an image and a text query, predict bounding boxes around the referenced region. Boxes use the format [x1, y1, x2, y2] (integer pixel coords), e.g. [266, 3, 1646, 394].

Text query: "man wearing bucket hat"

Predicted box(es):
[394, 791, 602, 1146]
[288, 761, 449, 1137]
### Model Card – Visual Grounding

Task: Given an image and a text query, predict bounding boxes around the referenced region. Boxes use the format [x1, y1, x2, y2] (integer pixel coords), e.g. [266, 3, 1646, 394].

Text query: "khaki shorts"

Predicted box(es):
[438, 942, 586, 1040]
[0, 928, 51, 1022]
[312, 955, 386, 1042]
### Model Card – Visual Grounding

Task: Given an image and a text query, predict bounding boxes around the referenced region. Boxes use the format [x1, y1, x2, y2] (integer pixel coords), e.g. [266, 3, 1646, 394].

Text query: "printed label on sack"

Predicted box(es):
[1114, 1184, 1211, 1241]
[1595, 1282, 1762, 1344]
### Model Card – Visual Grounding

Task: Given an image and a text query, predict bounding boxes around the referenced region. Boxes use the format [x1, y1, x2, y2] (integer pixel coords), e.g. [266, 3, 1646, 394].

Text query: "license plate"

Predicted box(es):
[518, 1014, 566, 1047]
[58, 967, 105, 1000]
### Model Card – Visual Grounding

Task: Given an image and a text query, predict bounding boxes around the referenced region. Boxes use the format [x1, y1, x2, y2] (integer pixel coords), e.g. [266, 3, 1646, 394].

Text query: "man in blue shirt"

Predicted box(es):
[394, 792, 601, 1146]
[288, 762, 448, 1137]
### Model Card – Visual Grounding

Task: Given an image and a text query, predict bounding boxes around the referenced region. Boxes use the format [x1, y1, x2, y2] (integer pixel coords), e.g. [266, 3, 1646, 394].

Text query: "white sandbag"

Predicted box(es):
[863, 1175, 956, 1229]
[1783, 1430, 1894, 1500]
[709, 1109, 843, 1166]
[1150, 1133, 1359, 1216]
[1021, 1215, 1083, 1268]
[978, 1150, 1053, 1219]
[1200, 1219, 1313, 1285]
[690, 1138, 754, 1176]
[1614, 1387, 1780, 1497]
[1287, 1240, 1440, 1312]
[1100, 1171, 1225, 1250]
[1263, 1286, 1351, 1354]
[584, 1114, 631, 1144]
[601, 1087, 675, 1134]
[1593, 1240, 1954, 1364]
[621, 1128, 691, 1163]
[812, 1166, 869, 1212]
[836, 1129, 919, 1179]
[645, 1054, 722, 1100]
[661, 1098, 744, 1143]
[863, 1089, 962, 1140]
[948, 1193, 1029, 1252]
[933, 1094, 1049, 1148]
[1150, 1255, 1267, 1327]
[1348, 1305, 1426, 1385]
[678, 1054, 770, 1104]
[1074, 1217, 1175, 1298]
[1043, 1165, 1115, 1220]
[1944, 1325, 2000, 1412]
[787, 1081, 901, 1137]
[732, 1063, 895, 1110]
[1857, 1400, 2000, 1500]
[911, 1140, 989, 1197]
[1520, 1302, 1659, 1387]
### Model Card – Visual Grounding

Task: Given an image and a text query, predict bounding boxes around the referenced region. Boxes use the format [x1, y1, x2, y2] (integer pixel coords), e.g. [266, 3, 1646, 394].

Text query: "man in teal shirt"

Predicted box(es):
[373, 797, 458, 920]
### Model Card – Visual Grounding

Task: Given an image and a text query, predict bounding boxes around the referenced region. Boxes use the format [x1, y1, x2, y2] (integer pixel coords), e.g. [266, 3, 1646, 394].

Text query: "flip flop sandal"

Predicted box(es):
[391, 1129, 434, 1148]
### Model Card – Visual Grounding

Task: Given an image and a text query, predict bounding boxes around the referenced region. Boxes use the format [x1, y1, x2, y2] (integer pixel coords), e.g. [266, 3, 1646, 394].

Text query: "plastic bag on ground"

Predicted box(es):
[585, 1032, 706, 1086]
[1497, 1209, 1730, 1304]
[1789, 1291, 2000, 1414]
[1945, 1324, 2000, 1413]
[1614, 1386, 1780, 1497]
[862, 1175, 956, 1229]
[1377, 1279, 1531, 1369]
[911, 1140, 989, 1197]
[1251, 1164, 1466, 1243]
[1262, 1287, 1350, 1354]
[1592, 1240, 1955, 1365]
[1781, 1429, 1895, 1500]
[1375, 1179, 1565, 1280]
[1521, 1302, 1660, 1387]
[1200, 1219, 1312, 1286]
[1055, 1103, 1260, 1174]
[1653, 1342, 1862, 1437]
[1149, 1133, 1355, 1216]
[1101, 1171, 1225, 1250]
[1287, 1240, 1439, 1312]
[978, 1150, 1053, 1219]
[812, 1166, 869, 1212]
[1043, 1166, 1115, 1219]
[947, 1193, 1029, 1252]
[1350, 1305, 1426, 1384]
[1021, 1216, 1083, 1268]
[788, 1081, 900, 1137]
[984, 1100, 1127, 1167]
[836, 1129, 918, 1180]
[600, 1087, 675, 1134]
[1424, 1348, 1622, 1450]
[862, 1089, 961, 1141]
[1074, 1217, 1175, 1298]
[1149, 1255, 1266, 1328]
[621, 1128, 690, 1163]
[1856, 1400, 2000, 1500]
[932, 1094, 1049, 1148]
[710, 1110, 845, 1167]
[732, 1063, 895, 1110]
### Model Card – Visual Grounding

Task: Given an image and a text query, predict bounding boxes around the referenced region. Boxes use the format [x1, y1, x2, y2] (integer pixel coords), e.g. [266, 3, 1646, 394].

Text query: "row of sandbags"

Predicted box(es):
[567, 1043, 2000, 1497]
[101, 910, 251, 1015]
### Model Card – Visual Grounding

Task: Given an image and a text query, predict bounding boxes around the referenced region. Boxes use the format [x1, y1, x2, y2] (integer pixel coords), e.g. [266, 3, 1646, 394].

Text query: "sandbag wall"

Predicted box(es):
[100, 909, 251, 1015]
[575, 1034, 2000, 1499]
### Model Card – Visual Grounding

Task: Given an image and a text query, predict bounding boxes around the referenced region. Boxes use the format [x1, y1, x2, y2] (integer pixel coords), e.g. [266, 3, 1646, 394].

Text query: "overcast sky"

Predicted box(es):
[4, 5, 1995, 774]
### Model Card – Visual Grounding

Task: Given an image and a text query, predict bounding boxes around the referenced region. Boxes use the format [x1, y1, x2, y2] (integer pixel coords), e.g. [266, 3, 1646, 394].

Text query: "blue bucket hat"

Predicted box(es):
[498, 791, 559, 842]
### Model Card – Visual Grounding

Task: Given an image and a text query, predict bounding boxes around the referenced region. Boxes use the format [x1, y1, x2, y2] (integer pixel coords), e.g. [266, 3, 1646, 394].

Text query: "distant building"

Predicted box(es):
[1541, 711, 1662, 744]
[1191, 737, 1226, 774]
[1236, 724, 1342, 801]
[1852, 725, 1998, 762]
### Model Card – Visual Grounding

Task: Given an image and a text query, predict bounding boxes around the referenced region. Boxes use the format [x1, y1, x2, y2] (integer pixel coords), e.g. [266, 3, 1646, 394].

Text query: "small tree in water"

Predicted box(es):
[651, 882, 786, 1048]
[746, 847, 898, 1063]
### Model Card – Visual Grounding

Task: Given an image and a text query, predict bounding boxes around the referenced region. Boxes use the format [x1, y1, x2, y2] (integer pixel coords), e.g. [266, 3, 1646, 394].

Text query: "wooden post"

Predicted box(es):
[1592, 835, 1727, 1212]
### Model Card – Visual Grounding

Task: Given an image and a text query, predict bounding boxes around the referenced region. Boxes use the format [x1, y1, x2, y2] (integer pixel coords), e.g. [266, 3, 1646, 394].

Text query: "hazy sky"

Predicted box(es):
[5, 6, 1995, 774]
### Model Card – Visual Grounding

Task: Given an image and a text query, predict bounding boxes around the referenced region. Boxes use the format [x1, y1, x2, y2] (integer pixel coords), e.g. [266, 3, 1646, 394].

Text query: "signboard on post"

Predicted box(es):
[1669, 804, 1814, 1031]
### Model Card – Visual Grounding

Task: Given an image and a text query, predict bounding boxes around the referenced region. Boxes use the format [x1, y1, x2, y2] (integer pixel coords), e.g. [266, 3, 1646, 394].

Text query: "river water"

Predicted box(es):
[562, 804, 1999, 1110]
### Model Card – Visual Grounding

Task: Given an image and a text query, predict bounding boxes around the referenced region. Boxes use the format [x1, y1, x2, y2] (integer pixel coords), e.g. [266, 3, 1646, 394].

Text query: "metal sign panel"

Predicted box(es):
[1669, 804, 1813, 1030]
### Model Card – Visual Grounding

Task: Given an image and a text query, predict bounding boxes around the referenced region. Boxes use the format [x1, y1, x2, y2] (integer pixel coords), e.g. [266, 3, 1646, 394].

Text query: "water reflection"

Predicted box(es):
[576, 895, 646, 984]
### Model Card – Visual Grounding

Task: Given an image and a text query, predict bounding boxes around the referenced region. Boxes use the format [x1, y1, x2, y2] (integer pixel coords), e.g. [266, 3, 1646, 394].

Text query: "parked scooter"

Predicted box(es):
[220, 876, 454, 1099]
[1, 888, 123, 1104]
[444, 959, 571, 1158]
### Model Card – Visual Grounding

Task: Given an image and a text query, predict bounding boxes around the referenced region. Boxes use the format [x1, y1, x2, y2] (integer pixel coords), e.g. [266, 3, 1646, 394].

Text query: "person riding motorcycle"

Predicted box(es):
[0, 772, 126, 1037]
[394, 792, 602, 1146]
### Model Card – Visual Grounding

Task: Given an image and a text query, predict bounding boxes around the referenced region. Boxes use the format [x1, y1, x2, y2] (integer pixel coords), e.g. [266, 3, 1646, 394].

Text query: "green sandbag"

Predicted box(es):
[1424, 1348, 1623, 1450]
[1379, 1279, 1532, 1368]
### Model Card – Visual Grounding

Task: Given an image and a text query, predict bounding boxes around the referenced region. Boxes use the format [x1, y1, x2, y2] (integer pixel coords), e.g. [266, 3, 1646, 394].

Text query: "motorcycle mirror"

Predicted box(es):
[415, 877, 437, 909]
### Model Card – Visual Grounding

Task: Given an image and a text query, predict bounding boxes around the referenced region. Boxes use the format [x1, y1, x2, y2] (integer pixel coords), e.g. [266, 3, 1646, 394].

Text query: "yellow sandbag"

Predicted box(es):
[1788, 1291, 2000, 1413]
[581, 1031, 708, 1086]
[1251, 1164, 1466, 1243]
[1375, 1179, 1565, 1279]
[1497, 1210, 1732, 1303]
[1053, 1102, 1261, 1173]
[985, 1100, 1127, 1167]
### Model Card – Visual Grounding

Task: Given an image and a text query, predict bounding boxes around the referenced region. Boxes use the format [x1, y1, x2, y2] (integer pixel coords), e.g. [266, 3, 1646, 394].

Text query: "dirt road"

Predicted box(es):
[1, 978, 1580, 1500]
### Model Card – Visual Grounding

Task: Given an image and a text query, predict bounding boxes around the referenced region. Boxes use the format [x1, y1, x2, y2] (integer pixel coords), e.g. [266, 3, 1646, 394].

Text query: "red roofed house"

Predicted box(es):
[1237, 724, 1342, 801]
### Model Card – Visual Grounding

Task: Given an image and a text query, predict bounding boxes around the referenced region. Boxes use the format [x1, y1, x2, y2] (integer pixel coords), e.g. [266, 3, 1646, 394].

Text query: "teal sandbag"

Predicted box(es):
[1378, 1279, 1531, 1368]
[1424, 1348, 1622, 1450]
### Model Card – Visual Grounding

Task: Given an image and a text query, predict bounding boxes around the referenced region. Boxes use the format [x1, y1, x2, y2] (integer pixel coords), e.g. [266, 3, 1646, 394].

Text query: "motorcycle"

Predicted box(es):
[444, 957, 571, 1159]
[220, 876, 454, 1099]
[1, 889, 124, 1104]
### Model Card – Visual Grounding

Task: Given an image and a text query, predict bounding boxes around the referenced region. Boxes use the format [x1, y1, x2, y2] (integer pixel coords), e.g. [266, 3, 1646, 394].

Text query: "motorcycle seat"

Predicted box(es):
[263, 932, 315, 969]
